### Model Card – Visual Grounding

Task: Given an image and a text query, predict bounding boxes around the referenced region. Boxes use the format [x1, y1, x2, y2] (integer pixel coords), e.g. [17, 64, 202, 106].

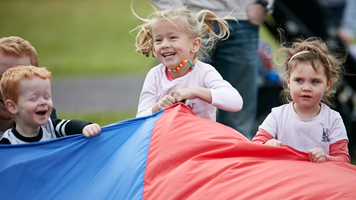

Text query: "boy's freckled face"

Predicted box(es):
[0, 53, 31, 120]
[14, 76, 53, 128]
[152, 18, 196, 69]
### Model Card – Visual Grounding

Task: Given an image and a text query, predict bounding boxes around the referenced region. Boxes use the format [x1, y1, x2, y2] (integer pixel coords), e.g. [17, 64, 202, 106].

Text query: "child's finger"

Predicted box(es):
[275, 140, 282, 146]
[93, 124, 101, 135]
[82, 130, 90, 138]
[315, 153, 326, 163]
[173, 91, 184, 102]
[165, 95, 176, 105]
[87, 128, 95, 136]
[172, 91, 180, 101]
[158, 96, 176, 110]
[309, 149, 326, 163]
[86, 128, 94, 137]
[308, 149, 313, 161]
[313, 154, 322, 163]
[309, 149, 317, 162]
[265, 139, 282, 147]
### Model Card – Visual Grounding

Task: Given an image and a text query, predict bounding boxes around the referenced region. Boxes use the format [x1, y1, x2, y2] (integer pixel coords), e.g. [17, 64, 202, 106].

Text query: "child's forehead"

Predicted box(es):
[19, 76, 50, 85]
[152, 18, 188, 36]
[290, 61, 327, 75]
[153, 17, 184, 27]
[18, 77, 51, 95]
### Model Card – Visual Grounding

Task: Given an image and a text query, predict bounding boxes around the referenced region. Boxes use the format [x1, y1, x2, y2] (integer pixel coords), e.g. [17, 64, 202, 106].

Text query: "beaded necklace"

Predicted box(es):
[169, 59, 194, 72]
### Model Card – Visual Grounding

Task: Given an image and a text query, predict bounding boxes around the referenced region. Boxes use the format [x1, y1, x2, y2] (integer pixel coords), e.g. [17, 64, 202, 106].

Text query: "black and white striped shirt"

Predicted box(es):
[0, 118, 91, 144]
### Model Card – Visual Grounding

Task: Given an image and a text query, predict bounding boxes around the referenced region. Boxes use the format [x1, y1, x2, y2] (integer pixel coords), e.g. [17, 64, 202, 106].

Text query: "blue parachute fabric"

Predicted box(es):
[0, 110, 163, 200]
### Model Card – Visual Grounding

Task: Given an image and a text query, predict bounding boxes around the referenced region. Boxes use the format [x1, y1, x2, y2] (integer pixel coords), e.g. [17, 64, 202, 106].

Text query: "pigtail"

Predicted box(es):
[135, 25, 155, 57]
[194, 10, 235, 60]
[196, 10, 233, 40]
[131, 1, 157, 57]
[130, 0, 150, 24]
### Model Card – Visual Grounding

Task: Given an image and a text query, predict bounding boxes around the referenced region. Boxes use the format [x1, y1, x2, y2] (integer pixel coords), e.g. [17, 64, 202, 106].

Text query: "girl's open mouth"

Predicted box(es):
[163, 53, 175, 57]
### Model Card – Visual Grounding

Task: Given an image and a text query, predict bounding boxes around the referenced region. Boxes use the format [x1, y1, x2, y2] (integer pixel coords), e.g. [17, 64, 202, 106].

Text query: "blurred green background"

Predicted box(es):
[0, 0, 155, 77]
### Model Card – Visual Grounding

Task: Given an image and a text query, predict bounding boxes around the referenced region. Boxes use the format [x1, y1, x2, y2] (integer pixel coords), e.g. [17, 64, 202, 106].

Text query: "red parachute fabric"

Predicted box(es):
[143, 103, 356, 200]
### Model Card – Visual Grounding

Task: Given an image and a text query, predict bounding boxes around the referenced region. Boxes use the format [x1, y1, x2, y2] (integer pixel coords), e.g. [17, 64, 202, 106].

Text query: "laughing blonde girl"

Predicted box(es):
[133, 7, 243, 121]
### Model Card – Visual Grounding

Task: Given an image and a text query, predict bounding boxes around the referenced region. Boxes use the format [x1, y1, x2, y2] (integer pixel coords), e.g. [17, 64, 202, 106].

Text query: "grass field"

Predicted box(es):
[57, 109, 137, 127]
[0, 0, 155, 77]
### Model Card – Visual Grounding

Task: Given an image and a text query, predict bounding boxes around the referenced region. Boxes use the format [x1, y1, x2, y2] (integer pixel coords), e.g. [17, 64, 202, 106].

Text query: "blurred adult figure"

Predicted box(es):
[317, 0, 356, 45]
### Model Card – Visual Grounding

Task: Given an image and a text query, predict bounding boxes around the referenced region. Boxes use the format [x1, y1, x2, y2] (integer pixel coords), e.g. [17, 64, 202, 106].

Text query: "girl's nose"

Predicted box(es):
[162, 40, 170, 48]
[302, 84, 312, 91]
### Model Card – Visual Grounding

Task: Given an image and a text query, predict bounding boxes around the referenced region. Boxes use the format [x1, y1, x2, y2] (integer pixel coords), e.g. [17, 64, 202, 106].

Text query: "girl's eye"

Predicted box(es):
[312, 80, 319, 84]
[154, 39, 162, 43]
[296, 79, 302, 83]
[171, 36, 177, 39]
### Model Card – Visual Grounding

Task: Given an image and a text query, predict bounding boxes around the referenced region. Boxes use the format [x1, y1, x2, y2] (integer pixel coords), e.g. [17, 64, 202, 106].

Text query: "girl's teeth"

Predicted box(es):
[164, 53, 174, 57]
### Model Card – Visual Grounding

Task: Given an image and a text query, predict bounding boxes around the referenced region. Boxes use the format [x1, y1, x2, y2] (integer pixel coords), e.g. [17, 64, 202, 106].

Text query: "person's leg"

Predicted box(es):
[212, 21, 259, 140]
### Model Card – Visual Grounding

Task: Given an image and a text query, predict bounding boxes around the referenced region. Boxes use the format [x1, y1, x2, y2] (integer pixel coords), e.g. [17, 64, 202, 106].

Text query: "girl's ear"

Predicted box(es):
[6, 99, 18, 115]
[286, 75, 291, 89]
[325, 79, 332, 92]
[191, 37, 201, 53]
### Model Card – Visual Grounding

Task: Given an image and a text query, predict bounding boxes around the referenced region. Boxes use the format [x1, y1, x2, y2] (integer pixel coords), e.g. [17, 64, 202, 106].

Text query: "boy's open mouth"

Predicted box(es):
[36, 111, 47, 116]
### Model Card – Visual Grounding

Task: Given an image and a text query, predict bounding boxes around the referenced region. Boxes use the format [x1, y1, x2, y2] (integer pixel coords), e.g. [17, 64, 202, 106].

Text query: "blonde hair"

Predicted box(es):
[1, 65, 52, 104]
[270, 35, 346, 107]
[132, 6, 234, 60]
[0, 36, 39, 67]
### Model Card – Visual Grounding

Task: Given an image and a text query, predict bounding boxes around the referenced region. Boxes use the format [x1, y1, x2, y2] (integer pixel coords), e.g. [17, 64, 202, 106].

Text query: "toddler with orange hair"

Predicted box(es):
[0, 65, 101, 144]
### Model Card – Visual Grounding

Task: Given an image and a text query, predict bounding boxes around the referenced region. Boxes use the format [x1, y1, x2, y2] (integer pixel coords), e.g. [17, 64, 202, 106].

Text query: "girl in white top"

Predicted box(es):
[132, 7, 243, 121]
[252, 36, 350, 163]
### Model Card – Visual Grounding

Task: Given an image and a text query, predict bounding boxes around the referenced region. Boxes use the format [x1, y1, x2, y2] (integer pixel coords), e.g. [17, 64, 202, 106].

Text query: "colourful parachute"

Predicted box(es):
[1, 103, 355, 199]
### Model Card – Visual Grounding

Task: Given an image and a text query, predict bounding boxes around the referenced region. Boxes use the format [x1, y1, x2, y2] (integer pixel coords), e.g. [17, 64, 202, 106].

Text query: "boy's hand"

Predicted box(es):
[82, 123, 101, 138]
[265, 139, 283, 147]
[309, 148, 326, 163]
[152, 95, 176, 113]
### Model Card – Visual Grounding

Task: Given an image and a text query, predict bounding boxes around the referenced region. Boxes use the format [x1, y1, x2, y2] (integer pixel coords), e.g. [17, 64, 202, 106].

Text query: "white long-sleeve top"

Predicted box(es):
[136, 60, 243, 121]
